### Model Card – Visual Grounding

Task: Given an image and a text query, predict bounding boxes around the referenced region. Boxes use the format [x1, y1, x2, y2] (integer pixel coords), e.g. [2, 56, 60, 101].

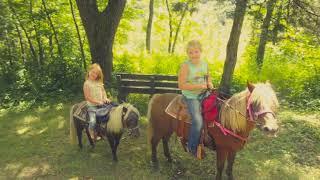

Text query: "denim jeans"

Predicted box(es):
[87, 106, 98, 130]
[184, 97, 203, 154]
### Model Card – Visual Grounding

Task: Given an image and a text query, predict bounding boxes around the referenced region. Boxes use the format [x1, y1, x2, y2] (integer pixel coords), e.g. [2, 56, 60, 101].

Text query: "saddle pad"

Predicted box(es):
[165, 95, 191, 123]
[73, 101, 88, 122]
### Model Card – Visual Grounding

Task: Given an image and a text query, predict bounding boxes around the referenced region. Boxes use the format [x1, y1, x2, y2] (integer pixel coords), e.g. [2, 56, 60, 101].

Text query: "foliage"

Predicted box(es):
[238, 28, 320, 110]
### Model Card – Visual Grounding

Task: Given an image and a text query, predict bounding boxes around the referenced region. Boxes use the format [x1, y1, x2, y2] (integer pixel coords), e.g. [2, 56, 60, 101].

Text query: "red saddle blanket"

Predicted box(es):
[201, 91, 219, 123]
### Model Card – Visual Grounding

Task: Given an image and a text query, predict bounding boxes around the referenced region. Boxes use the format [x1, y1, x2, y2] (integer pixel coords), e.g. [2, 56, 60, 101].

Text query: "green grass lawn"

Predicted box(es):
[0, 101, 319, 179]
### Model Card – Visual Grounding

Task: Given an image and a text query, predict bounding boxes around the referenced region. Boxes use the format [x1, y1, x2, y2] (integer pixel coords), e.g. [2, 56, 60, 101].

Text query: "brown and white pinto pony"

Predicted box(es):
[147, 82, 279, 180]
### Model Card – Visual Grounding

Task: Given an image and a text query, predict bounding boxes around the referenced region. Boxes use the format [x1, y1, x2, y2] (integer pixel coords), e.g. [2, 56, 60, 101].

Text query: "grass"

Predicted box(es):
[0, 101, 319, 179]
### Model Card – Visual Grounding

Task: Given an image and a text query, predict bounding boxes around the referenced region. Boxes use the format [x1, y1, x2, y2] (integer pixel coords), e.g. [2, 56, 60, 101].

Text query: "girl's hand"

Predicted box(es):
[104, 98, 111, 104]
[208, 83, 214, 89]
[98, 101, 104, 105]
[200, 84, 207, 89]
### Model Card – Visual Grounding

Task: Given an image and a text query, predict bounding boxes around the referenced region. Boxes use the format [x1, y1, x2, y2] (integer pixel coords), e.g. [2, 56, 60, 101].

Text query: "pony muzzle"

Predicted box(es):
[128, 126, 140, 138]
[261, 124, 279, 137]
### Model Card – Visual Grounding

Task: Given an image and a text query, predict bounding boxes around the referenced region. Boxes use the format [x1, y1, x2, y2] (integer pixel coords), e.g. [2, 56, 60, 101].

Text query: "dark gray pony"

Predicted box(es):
[70, 103, 140, 161]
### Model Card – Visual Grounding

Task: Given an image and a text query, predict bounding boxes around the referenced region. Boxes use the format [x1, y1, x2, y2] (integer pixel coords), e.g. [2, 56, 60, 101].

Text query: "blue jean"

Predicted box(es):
[87, 106, 98, 130]
[184, 97, 203, 154]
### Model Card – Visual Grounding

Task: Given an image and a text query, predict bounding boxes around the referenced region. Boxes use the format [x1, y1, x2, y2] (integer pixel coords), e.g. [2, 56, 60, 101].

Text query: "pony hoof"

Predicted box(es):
[151, 160, 159, 169]
[113, 157, 118, 162]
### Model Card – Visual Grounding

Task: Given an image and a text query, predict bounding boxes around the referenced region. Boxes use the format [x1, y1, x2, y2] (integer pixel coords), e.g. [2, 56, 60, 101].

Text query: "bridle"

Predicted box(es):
[121, 107, 139, 135]
[246, 92, 276, 125]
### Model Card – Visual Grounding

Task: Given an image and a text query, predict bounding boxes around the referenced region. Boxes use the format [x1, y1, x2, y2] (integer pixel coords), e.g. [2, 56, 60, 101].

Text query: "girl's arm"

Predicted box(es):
[101, 86, 111, 103]
[83, 83, 103, 105]
[207, 66, 214, 89]
[178, 63, 207, 90]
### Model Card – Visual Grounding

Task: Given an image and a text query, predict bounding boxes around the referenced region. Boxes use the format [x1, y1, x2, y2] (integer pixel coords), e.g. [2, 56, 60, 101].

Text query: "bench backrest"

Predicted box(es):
[116, 73, 181, 102]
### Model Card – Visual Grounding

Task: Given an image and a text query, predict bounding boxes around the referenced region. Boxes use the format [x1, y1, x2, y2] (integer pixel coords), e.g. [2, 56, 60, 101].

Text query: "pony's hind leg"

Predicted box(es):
[226, 150, 236, 180]
[75, 119, 84, 149]
[151, 136, 161, 164]
[162, 135, 172, 163]
[85, 127, 95, 148]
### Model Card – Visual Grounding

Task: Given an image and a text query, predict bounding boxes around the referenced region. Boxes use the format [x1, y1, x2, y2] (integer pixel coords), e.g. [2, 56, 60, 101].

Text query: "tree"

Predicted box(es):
[219, 0, 248, 94]
[165, 0, 196, 53]
[75, 0, 127, 83]
[256, 0, 277, 69]
[146, 0, 154, 53]
[69, 0, 86, 69]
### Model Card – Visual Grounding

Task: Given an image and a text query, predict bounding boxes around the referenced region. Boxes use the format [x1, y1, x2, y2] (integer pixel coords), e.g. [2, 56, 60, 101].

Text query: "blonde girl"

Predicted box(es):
[83, 63, 111, 138]
[178, 40, 213, 156]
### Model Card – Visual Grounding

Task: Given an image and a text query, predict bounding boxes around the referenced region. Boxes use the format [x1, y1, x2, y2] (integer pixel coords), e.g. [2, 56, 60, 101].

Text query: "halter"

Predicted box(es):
[246, 92, 276, 124]
[121, 106, 139, 135]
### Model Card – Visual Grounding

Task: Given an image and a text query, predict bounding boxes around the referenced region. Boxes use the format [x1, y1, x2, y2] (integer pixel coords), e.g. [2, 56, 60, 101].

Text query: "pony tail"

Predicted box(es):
[69, 105, 77, 144]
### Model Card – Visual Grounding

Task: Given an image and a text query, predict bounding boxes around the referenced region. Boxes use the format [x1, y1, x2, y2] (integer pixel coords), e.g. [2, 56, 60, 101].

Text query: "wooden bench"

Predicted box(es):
[116, 73, 181, 102]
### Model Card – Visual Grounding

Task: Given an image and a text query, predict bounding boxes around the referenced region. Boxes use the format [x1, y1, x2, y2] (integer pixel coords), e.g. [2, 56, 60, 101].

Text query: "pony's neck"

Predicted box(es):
[220, 90, 249, 133]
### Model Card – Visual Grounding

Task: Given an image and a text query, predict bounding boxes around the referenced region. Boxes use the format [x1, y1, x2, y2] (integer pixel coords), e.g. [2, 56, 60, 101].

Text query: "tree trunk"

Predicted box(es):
[41, 0, 64, 61]
[171, 1, 190, 53]
[76, 0, 127, 84]
[219, 0, 248, 94]
[165, 0, 173, 53]
[8, 2, 38, 63]
[30, 0, 44, 67]
[14, 22, 26, 64]
[69, 0, 86, 69]
[272, 3, 282, 44]
[49, 34, 54, 59]
[256, 0, 277, 69]
[4, 29, 13, 66]
[146, 0, 154, 53]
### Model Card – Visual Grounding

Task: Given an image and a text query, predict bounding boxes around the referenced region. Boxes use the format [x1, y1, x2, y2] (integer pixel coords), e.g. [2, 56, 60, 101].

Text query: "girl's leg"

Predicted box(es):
[87, 106, 97, 138]
[185, 98, 203, 154]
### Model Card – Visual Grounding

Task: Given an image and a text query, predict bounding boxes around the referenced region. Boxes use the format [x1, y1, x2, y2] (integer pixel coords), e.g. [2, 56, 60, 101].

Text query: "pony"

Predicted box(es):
[70, 103, 140, 161]
[147, 82, 279, 180]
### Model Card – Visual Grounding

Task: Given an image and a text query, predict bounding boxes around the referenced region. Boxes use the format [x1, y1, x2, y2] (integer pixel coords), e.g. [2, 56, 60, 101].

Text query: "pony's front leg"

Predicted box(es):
[226, 150, 236, 180]
[216, 148, 228, 180]
[107, 133, 121, 162]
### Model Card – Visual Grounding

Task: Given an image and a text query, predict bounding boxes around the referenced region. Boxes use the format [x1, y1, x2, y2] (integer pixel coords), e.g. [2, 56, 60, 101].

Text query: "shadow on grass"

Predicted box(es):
[0, 105, 319, 179]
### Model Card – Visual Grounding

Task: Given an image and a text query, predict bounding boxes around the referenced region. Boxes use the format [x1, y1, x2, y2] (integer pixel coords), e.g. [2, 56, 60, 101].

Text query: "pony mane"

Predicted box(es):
[220, 83, 279, 132]
[107, 103, 140, 133]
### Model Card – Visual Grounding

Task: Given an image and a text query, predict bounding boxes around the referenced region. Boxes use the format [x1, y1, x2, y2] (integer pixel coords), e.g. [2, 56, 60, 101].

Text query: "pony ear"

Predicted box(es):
[265, 80, 271, 86]
[247, 81, 255, 93]
[122, 107, 128, 115]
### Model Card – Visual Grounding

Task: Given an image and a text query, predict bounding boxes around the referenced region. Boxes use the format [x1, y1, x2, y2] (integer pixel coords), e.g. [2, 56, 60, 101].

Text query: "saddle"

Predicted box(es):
[73, 101, 114, 124]
[165, 94, 218, 159]
[165, 95, 191, 123]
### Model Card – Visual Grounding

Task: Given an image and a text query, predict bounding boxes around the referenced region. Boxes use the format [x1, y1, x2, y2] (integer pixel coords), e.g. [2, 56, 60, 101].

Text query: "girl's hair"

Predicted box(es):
[186, 40, 202, 52]
[86, 63, 104, 83]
